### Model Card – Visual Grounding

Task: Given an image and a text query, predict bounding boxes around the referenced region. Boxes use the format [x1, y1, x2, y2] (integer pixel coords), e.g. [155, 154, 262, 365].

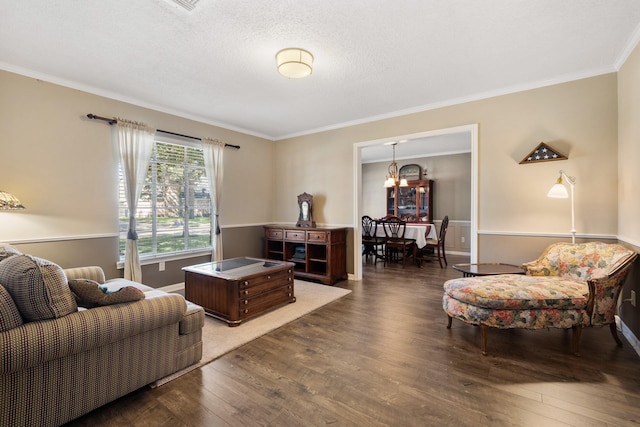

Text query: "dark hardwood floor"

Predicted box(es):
[67, 255, 640, 426]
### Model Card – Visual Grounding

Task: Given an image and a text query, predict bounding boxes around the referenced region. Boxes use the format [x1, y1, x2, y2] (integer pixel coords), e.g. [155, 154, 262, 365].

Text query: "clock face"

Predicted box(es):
[399, 164, 421, 181]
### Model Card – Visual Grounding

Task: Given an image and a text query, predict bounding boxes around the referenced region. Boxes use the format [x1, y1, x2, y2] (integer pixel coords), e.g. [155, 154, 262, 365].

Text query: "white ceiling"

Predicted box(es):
[2, 1, 640, 143]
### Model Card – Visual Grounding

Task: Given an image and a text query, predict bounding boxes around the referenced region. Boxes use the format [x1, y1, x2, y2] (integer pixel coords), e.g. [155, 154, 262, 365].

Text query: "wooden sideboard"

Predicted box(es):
[264, 225, 347, 285]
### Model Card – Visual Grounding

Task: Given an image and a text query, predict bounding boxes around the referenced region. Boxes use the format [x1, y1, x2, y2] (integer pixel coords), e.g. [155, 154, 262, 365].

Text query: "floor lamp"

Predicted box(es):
[547, 170, 576, 244]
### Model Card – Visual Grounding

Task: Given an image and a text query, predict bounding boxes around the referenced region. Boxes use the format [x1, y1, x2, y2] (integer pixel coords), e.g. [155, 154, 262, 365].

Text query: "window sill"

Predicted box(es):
[116, 249, 212, 270]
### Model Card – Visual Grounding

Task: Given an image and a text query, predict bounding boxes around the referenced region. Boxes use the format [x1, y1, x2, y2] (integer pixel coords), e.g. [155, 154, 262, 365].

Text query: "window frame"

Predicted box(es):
[117, 133, 213, 264]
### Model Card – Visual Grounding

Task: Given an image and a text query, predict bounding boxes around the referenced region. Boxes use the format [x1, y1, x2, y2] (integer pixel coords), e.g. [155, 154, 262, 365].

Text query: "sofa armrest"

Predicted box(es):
[586, 252, 637, 326]
[0, 294, 186, 375]
[63, 266, 106, 284]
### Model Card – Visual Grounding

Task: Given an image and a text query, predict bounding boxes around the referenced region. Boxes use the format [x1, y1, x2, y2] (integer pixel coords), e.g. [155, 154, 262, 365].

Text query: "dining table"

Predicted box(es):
[376, 222, 437, 248]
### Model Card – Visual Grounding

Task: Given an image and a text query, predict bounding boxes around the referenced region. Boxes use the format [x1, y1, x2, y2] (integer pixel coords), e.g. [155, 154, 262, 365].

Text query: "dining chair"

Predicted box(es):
[419, 215, 449, 268]
[362, 215, 385, 263]
[381, 216, 416, 267]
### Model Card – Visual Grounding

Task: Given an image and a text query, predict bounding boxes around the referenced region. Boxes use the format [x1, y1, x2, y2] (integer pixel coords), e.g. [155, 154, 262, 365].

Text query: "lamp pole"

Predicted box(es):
[559, 170, 576, 244]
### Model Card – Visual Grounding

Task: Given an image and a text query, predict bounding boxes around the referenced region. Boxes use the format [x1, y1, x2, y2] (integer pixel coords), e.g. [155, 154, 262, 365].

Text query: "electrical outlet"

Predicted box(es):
[461, 237, 465, 243]
[159, 261, 165, 272]
[632, 290, 637, 307]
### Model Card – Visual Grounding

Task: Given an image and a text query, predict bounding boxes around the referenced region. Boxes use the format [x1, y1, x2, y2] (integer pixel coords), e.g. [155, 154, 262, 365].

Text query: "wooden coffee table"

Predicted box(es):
[183, 257, 295, 326]
[452, 263, 525, 277]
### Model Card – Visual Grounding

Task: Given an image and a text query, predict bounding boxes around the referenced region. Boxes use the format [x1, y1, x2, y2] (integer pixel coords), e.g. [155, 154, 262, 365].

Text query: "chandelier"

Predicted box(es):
[384, 142, 408, 188]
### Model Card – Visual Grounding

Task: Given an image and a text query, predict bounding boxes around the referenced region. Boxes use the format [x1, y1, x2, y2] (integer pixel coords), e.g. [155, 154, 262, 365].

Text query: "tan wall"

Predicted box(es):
[0, 70, 274, 286]
[276, 74, 619, 262]
[618, 42, 640, 338]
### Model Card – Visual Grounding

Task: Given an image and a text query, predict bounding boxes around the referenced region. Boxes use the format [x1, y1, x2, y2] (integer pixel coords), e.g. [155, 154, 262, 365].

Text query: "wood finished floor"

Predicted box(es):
[66, 255, 640, 427]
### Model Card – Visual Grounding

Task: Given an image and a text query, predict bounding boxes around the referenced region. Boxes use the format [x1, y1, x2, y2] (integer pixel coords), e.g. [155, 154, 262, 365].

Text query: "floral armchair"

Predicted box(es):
[443, 242, 637, 356]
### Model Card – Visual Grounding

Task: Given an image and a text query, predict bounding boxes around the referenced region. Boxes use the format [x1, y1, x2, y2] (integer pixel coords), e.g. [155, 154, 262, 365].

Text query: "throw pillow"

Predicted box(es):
[0, 254, 77, 322]
[68, 278, 145, 308]
[0, 284, 23, 332]
[0, 243, 21, 262]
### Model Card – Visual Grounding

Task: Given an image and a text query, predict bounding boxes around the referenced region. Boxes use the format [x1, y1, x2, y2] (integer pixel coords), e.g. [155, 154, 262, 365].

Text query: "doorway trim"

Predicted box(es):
[352, 124, 478, 281]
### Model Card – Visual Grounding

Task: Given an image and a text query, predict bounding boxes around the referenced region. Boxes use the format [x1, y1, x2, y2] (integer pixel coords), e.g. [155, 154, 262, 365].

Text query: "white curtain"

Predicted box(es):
[202, 137, 225, 261]
[116, 118, 155, 282]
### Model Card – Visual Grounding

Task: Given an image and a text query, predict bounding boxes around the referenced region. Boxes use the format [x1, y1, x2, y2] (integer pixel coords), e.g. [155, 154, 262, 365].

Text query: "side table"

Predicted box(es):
[452, 263, 525, 277]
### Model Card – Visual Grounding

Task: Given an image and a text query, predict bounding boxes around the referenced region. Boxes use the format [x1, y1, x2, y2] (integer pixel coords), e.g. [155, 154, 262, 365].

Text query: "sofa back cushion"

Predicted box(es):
[525, 242, 636, 281]
[0, 283, 23, 331]
[0, 254, 77, 321]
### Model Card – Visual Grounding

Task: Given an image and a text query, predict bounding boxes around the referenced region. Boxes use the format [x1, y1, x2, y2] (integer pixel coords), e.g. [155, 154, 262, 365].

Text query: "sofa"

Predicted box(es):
[0, 244, 204, 427]
[443, 242, 637, 356]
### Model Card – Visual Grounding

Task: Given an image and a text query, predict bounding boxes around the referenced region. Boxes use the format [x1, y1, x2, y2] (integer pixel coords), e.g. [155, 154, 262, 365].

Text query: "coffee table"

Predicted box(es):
[183, 257, 295, 326]
[452, 263, 525, 277]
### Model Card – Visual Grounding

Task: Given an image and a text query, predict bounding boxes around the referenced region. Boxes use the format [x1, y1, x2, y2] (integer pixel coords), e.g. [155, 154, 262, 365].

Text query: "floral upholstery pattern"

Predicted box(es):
[443, 242, 637, 354]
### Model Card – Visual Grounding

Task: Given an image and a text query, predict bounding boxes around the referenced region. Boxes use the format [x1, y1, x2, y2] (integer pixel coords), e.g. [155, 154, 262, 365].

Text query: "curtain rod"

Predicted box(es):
[86, 114, 240, 150]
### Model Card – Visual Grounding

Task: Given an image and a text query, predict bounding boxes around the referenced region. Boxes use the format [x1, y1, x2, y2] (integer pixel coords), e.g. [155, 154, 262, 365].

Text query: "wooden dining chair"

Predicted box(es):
[381, 216, 416, 267]
[362, 215, 385, 263]
[420, 215, 449, 268]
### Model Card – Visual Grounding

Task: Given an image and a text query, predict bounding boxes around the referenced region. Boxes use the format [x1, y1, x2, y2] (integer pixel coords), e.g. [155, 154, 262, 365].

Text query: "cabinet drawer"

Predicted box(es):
[307, 231, 327, 243]
[238, 268, 293, 289]
[266, 228, 283, 239]
[285, 230, 306, 241]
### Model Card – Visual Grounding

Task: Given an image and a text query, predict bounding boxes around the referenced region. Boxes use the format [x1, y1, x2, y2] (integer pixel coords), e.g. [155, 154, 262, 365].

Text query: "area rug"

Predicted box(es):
[151, 280, 351, 387]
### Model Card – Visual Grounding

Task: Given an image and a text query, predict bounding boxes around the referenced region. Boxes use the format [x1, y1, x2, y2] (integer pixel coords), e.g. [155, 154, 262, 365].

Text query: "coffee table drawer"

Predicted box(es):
[238, 285, 295, 318]
[239, 274, 293, 297]
[238, 268, 293, 290]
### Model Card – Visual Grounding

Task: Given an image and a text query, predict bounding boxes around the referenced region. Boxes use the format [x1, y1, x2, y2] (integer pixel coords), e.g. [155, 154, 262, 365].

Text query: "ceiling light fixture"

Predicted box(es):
[276, 48, 313, 79]
[384, 142, 408, 188]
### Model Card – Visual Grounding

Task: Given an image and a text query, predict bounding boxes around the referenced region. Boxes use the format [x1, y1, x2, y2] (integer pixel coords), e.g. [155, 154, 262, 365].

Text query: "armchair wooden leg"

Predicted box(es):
[480, 324, 488, 356]
[609, 323, 624, 347]
[571, 325, 582, 356]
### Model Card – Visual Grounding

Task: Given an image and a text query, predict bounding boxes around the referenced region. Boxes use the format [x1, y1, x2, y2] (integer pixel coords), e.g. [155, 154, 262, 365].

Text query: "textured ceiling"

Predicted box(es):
[2, 1, 640, 141]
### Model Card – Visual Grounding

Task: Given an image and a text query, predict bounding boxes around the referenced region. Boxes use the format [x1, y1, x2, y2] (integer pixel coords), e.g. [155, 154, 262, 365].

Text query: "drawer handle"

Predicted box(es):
[288, 293, 292, 297]
[244, 290, 249, 295]
[243, 281, 249, 287]
[244, 309, 248, 314]
[288, 269, 292, 274]
[267, 275, 271, 279]
[244, 300, 248, 305]
[288, 277, 292, 282]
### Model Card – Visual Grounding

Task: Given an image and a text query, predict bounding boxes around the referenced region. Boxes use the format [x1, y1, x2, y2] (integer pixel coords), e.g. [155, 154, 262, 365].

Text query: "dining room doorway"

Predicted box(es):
[352, 124, 478, 281]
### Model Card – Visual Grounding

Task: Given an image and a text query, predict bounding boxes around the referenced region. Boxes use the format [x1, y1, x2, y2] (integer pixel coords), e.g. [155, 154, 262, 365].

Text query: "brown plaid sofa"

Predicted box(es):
[0, 245, 204, 427]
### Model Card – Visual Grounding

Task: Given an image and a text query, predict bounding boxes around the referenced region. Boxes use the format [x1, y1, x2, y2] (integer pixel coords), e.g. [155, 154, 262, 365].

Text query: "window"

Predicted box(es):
[119, 137, 211, 259]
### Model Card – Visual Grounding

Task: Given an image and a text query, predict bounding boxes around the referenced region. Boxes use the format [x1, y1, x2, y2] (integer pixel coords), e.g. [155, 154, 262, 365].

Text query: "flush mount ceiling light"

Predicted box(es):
[276, 48, 313, 79]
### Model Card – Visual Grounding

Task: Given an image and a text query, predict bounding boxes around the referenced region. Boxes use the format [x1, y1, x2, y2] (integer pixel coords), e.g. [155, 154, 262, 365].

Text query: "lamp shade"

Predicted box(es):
[276, 48, 313, 79]
[0, 190, 25, 210]
[547, 181, 568, 198]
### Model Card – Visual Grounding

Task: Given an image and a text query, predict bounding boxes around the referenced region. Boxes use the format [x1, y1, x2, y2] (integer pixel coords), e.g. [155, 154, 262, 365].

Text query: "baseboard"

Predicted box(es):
[616, 315, 640, 357]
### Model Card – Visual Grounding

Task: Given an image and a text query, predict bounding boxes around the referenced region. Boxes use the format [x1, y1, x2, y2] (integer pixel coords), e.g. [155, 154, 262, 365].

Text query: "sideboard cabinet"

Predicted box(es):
[264, 225, 347, 285]
[386, 179, 434, 222]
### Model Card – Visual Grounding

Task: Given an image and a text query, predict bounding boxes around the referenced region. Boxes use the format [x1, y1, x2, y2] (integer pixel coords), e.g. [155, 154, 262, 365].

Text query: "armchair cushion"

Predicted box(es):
[0, 254, 77, 321]
[444, 274, 588, 310]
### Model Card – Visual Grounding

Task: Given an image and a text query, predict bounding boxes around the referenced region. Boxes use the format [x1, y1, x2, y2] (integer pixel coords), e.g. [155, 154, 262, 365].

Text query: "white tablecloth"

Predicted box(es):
[376, 223, 436, 248]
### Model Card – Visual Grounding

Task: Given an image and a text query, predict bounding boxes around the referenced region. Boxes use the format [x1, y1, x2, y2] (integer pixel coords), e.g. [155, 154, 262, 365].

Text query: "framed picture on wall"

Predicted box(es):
[399, 164, 421, 181]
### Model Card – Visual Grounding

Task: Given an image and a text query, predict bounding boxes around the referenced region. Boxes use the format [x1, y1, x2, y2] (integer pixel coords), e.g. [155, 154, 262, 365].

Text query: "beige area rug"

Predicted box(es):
[152, 280, 351, 387]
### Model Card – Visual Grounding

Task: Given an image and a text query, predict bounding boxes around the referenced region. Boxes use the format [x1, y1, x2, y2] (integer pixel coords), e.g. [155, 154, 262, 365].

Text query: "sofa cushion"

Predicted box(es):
[444, 274, 589, 310]
[0, 283, 23, 331]
[68, 278, 145, 308]
[0, 243, 21, 262]
[0, 254, 77, 321]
